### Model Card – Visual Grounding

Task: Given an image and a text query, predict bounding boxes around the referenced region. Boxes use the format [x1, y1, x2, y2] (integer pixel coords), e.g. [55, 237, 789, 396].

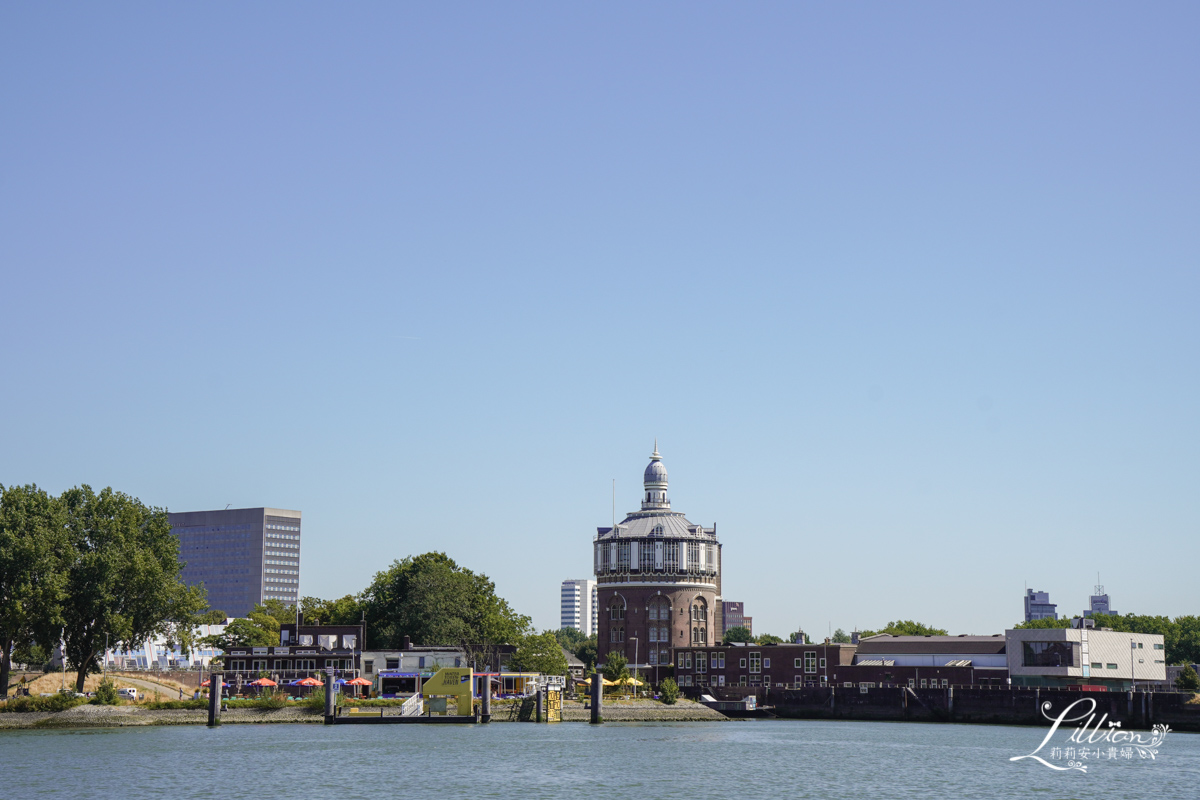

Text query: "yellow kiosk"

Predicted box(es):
[422, 667, 474, 716]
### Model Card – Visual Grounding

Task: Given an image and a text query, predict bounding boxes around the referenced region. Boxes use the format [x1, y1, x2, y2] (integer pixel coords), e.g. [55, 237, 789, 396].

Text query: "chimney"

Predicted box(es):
[403, 635, 412, 650]
[851, 631, 861, 645]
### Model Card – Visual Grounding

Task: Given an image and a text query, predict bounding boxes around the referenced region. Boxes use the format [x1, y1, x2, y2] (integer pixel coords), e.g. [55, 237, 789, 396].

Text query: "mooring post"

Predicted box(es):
[324, 671, 335, 725]
[590, 675, 603, 724]
[207, 672, 222, 727]
[948, 686, 954, 720]
[481, 677, 491, 723]
[536, 687, 545, 723]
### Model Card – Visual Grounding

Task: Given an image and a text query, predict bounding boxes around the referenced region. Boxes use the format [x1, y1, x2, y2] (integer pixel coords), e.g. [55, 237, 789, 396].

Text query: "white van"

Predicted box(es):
[118, 687, 138, 700]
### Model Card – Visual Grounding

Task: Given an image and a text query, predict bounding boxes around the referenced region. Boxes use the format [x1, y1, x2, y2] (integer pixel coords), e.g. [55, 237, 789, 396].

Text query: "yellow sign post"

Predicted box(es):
[422, 668, 474, 716]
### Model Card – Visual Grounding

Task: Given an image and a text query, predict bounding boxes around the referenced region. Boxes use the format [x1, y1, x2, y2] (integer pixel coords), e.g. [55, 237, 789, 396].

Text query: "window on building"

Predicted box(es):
[819, 658, 826, 669]
[1106, 664, 1118, 670]
[844, 681, 854, 688]
[1022, 641, 1076, 668]
[941, 679, 949, 688]
[364, 660, 375, 674]
[1154, 643, 1164, 650]
[749, 652, 761, 674]
[648, 597, 669, 622]
[418, 657, 426, 669]
[740, 658, 747, 669]
[678, 654, 686, 669]
[685, 653, 693, 669]
[1137, 643, 1143, 649]
[739, 676, 747, 686]
[794, 658, 803, 669]
[860, 683, 874, 693]
[712, 652, 725, 669]
[804, 652, 817, 673]
[920, 679, 927, 688]
[696, 652, 707, 674]
[385, 658, 399, 670]
[609, 599, 626, 620]
[1091, 662, 1102, 669]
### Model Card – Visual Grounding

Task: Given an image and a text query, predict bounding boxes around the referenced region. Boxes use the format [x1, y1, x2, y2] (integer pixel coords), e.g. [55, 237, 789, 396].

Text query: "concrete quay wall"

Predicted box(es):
[772, 687, 1200, 732]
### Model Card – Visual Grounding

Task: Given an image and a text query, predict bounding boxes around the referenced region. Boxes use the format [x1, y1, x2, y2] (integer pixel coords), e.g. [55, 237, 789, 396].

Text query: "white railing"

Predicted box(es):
[401, 693, 423, 717]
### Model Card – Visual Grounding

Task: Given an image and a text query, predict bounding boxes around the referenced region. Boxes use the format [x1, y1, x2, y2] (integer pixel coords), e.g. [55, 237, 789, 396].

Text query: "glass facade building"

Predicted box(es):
[168, 507, 301, 618]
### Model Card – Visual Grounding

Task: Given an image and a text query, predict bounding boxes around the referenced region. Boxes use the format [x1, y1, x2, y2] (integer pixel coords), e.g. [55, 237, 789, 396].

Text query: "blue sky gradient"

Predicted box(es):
[3, 3, 1197, 636]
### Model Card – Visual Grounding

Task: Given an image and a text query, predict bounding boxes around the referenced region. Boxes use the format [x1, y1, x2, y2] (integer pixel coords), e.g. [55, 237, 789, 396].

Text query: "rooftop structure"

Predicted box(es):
[1023, 588, 1057, 622]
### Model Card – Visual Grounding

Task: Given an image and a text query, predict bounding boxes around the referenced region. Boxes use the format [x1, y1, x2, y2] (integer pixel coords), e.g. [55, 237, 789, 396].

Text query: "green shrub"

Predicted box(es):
[659, 677, 680, 705]
[303, 688, 326, 710]
[92, 679, 120, 706]
[141, 699, 208, 710]
[0, 693, 89, 713]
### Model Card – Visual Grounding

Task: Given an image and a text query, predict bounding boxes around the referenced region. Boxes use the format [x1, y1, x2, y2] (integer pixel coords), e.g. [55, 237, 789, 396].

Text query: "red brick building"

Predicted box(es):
[595, 445, 722, 678]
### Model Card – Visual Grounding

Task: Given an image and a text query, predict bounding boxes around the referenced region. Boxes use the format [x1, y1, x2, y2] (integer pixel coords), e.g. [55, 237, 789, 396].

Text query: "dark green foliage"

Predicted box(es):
[360, 552, 530, 648]
[574, 638, 598, 670]
[141, 698, 208, 710]
[0, 484, 70, 698]
[0, 693, 89, 713]
[659, 677, 680, 704]
[553, 627, 588, 652]
[859, 621, 949, 637]
[92, 678, 119, 705]
[1175, 666, 1199, 693]
[724, 626, 754, 643]
[832, 628, 851, 643]
[300, 595, 364, 626]
[199, 609, 228, 625]
[59, 485, 208, 692]
[1013, 618, 1073, 629]
[758, 634, 784, 644]
[509, 630, 570, 675]
[602, 650, 629, 684]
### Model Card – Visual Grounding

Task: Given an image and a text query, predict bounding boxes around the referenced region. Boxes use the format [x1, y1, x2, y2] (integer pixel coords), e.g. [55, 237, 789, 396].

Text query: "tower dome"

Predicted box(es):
[642, 441, 669, 510]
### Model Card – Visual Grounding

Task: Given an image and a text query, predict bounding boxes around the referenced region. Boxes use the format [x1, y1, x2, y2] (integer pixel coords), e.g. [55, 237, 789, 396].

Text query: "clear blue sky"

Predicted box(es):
[3, 3, 1197, 637]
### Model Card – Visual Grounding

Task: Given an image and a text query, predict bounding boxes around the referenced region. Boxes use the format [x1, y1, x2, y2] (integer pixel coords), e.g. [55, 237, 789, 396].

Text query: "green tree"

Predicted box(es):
[1013, 617, 1073, 629]
[300, 595, 364, 626]
[758, 633, 784, 645]
[832, 628, 851, 643]
[58, 486, 204, 692]
[360, 552, 530, 648]
[200, 617, 277, 650]
[659, 676, 680, 705]
[552, 626, 588, 653]
[1175, 665, 1200, 693]
[199, 609, 228, 625]
[602, 650, 630, 684]
[0, 484, 70, 698]
[574, 637, 598, 670]
[859, 620, 949, 638]
[509, 630, 569, 676]
[724, 626, 754, 643]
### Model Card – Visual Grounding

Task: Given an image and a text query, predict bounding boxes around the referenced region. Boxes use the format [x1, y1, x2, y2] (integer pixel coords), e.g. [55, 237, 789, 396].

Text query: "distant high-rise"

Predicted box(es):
[560, 579, 597, 636]
[1024, 589, 1057, 622]
[723, 601, 752, 636]
[1084, 585, 1116, 618]
[169, 507, 301, 618]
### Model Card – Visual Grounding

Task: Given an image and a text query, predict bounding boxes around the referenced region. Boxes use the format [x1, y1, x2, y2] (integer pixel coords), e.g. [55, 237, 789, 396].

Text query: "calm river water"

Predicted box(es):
[2, 720, 1197, 800]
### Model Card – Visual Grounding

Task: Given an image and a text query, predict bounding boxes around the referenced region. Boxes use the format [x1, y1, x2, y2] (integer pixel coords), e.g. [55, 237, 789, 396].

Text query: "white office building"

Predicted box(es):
[560, 579, 597, 636]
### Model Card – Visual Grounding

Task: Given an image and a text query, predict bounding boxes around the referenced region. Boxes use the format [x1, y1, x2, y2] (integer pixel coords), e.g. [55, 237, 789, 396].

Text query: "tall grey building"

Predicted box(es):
[560, 578, 597, 636]
[1023, 588, 1057, 622]
[168, 507, 301, 618]
[1084, 584, 1116, 618]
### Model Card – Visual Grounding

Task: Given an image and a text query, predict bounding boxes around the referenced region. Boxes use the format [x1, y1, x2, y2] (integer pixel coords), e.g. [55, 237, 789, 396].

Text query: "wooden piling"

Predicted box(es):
[207, 672, 222, 727]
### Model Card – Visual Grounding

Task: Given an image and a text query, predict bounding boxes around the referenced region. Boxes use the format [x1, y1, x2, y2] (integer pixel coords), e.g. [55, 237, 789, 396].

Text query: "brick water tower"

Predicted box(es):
[594, 444, 722, 677]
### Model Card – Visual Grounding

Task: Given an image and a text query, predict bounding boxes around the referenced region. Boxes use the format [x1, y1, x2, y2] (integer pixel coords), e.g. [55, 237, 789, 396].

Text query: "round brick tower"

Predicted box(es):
[594, 444, 722, 679]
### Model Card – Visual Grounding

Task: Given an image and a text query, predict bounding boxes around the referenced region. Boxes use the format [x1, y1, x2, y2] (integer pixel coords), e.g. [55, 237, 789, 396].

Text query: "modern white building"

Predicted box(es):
[560, 578, 597, 636]
[1006, 624, 1165, 689]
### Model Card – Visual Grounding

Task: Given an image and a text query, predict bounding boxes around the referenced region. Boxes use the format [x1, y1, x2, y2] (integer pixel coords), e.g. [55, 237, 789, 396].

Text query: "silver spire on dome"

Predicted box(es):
[642, 441, 669, 509]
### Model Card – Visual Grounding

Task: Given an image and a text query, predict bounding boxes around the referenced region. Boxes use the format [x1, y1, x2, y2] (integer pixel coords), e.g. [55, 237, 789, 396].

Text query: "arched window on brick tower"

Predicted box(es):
[647, 597, 670, 664]
[608, 597, 626, 643]
[691, 597, 708, 645]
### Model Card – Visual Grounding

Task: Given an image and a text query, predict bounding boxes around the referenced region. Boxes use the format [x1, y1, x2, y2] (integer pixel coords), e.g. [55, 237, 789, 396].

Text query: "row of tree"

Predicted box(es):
[1014, 613, 1200, 665]
[204, 551, 571, 677]
[0, 484, 206, 696]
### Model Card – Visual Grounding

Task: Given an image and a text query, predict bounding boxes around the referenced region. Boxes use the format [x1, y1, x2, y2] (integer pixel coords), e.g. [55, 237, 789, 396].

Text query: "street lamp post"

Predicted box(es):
[631, 638, 638, 698]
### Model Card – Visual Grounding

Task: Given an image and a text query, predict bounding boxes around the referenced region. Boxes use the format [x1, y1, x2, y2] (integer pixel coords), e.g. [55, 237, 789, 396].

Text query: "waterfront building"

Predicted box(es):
[722, 601, 752, 636]
[594, 445, 722, 675]
[221, 622, 362, 686]
[168, 507, 302, 617]
[1023, 588, 1057, 622]
[560, 578, 598, 636]
[672, 642, 996, 695]
[1006, 624, 1164, 689]
[1083, 583, 1117, 618]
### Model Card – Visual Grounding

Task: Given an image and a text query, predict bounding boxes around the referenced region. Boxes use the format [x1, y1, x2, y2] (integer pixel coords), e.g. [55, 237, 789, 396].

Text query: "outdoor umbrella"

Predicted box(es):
[248, 678, 276, 687]
[345, 677, 372, 686]
[296, 677, 323, 686]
